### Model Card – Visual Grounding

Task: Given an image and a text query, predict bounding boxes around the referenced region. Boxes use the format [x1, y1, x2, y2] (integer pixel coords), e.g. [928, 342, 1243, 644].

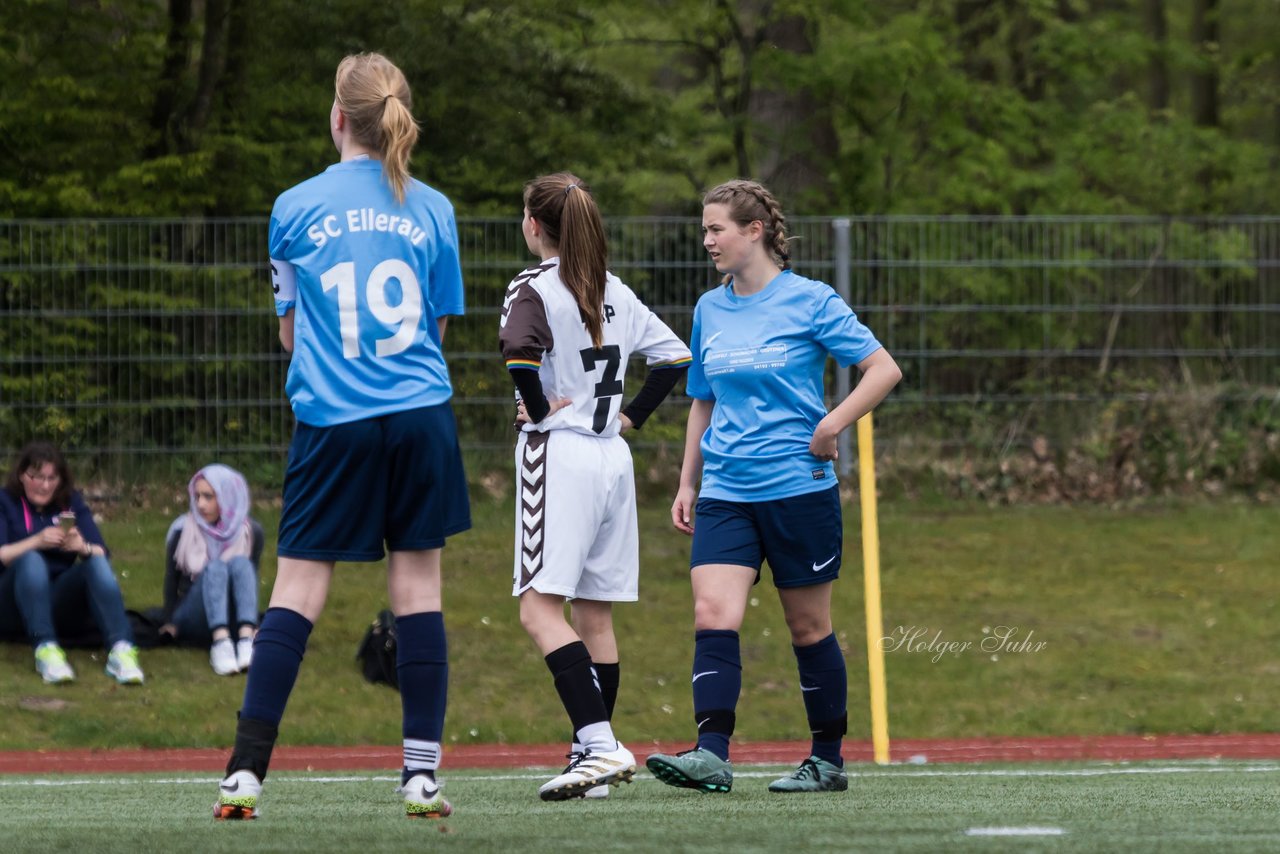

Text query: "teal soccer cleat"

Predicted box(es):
[767, 756, 848, 793]
[645, 748, 733, 793]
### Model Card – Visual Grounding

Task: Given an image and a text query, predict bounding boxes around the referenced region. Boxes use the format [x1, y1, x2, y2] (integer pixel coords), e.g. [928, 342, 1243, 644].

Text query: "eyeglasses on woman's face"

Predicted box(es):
[22, 469, 59, 485]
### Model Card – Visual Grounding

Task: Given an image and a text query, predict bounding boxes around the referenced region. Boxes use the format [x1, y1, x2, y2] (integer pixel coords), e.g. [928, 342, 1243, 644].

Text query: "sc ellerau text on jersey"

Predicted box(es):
[307, 207, 431, 248]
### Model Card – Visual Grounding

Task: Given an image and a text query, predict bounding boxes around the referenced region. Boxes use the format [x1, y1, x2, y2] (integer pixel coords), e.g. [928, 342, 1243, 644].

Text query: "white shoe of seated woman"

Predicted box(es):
[210, 638, 239, 676]
[235, 637, 253, 671]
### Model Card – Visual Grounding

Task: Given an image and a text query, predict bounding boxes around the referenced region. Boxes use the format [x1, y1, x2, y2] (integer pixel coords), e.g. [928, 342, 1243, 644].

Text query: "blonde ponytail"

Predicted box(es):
[334, 53, 419, 204]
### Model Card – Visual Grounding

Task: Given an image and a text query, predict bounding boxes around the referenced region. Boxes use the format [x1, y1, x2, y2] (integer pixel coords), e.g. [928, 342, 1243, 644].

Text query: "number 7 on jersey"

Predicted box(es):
[579, 345, 623, 434]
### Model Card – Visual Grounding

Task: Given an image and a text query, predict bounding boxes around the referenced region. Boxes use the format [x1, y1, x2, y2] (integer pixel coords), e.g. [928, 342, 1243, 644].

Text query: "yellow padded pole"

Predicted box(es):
[857, 412, 891, 764]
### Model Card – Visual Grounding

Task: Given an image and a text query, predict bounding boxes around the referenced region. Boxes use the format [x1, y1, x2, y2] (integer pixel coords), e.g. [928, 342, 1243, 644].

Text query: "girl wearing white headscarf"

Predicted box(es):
[161, 464, 260, 675]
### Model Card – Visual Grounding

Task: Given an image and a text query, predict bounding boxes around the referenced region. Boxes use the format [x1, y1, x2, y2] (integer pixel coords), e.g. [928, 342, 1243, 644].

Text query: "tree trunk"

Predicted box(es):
[718, 0, 760, 179]
[749, 13, 837, 205]
[1144, 0, 1169, 111]
[181, 0, 233, 152]
[146, 0, 194, 158]
[1190, 0, 1219, 127]
[219, 0, 253, 118]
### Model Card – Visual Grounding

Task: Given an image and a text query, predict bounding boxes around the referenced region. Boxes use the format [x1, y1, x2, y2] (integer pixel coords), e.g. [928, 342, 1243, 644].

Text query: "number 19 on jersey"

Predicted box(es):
[320, 259, 423, 359]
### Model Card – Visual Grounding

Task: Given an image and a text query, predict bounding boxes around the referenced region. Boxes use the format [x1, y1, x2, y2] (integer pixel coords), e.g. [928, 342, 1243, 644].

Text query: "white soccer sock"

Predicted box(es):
[575, 722, 617, 754]
[404, 739, 441, 776]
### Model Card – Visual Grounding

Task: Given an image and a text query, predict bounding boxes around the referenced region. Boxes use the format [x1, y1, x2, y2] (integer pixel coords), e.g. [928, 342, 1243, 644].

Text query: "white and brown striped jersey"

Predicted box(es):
[499, 257, 691, 438]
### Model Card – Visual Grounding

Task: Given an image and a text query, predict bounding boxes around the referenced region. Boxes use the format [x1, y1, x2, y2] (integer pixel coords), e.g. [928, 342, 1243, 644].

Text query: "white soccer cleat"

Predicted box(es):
[538, 743, 636, 801]
[214, 770, 262, 820]
[210, 639, 239, 676]
[401, 773, 453, 818]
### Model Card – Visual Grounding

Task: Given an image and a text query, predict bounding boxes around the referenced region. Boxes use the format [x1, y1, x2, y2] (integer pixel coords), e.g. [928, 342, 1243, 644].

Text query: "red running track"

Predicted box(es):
[3, 734, 1280, 774]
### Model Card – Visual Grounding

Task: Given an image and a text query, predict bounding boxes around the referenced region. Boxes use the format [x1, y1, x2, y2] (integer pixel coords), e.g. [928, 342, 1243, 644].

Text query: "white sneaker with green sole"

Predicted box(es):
[35, 642, 74, 684]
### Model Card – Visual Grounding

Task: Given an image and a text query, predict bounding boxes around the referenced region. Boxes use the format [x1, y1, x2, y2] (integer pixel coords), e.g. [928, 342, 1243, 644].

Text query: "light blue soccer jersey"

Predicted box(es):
[269, 159, 464, 426]
[686, 270, 883, 501]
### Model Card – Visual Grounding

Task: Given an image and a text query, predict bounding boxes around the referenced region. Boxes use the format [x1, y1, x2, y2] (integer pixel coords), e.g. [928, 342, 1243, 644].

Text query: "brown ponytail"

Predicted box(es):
[334, 53, 419, 204]
[524, 173, 609, 348]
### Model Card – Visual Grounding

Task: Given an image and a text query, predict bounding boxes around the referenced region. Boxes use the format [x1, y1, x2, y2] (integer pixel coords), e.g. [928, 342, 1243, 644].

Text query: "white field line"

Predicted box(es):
[2, 761, 1280, 788]
[966, 827, 1066, 837]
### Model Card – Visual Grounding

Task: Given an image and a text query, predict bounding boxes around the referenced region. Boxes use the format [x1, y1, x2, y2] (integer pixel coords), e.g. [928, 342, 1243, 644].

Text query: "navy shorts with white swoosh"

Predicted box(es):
[690, 486, 842, 588]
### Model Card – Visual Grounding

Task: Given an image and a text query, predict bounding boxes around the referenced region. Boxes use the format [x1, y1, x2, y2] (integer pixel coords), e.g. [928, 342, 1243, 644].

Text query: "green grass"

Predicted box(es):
[3, 762, 1280, 852]
[1, 494, 1278, 750]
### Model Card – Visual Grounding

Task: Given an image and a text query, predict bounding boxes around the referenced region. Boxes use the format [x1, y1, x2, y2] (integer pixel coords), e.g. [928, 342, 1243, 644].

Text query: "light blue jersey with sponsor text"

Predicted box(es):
[686, 270, 882, 501]
[269, 159, 464, 426]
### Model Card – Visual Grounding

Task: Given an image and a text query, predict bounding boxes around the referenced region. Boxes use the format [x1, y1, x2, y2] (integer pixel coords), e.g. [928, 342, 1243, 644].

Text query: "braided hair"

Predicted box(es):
[702, 179, 791, 271]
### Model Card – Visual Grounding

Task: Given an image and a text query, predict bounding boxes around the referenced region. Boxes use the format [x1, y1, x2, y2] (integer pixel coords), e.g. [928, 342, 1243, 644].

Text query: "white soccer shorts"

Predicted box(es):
[512, 428, 638, 601]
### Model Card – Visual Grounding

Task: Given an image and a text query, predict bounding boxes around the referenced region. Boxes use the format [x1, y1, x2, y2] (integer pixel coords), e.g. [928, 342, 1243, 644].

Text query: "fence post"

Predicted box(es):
[832, 217, 853, 476]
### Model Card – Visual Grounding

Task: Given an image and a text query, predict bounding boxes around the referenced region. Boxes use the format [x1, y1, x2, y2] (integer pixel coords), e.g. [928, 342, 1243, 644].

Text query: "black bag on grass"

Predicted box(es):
[356, 609, 399, 690]
[56, 609, 166, 649]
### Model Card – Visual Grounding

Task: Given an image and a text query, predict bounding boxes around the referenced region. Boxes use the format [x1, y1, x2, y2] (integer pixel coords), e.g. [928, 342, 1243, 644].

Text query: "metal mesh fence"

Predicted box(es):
[2, 216, 1277, 484]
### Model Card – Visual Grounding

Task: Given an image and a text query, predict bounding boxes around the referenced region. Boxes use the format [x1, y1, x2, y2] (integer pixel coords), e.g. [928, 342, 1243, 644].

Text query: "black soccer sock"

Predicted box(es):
[226, 715, 278, 781]
[595, 661, 620, 720]
[397, 611, 447, 785]
[570, 661, 621, 750]
[794, 633, 847, 766]
[692, 629, 741, 761]
[239, 607, 312, 725]
[545, 641, 609, 739]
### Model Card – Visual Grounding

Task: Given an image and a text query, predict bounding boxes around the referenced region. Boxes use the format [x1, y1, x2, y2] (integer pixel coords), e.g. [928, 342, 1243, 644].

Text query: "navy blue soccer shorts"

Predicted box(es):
[278, 402, 471, 562]
[689, 486, 842, 588]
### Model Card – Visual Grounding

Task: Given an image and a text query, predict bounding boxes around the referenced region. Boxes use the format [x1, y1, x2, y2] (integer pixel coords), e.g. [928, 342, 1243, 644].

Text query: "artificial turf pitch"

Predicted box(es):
[2, 760, 1277, 852]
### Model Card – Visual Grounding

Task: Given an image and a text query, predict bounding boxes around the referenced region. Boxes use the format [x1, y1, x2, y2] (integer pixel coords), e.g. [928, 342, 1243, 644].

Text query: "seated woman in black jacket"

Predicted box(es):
[0, 441, 145, 684]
